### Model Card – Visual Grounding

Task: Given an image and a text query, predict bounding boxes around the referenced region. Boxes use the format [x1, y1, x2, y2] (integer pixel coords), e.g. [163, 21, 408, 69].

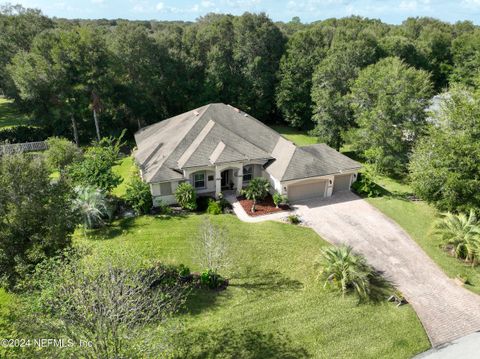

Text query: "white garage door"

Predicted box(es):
[288, 180, 327, 202]
[333, 174, 352, 193]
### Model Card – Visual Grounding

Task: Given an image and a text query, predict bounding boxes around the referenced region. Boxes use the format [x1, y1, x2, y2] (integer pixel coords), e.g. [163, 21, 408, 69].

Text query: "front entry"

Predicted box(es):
[221, 170, 231, 190]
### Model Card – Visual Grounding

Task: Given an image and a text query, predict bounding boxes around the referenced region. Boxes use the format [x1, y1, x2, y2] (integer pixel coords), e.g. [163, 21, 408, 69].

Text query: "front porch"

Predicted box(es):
[184, 162, 262, 198]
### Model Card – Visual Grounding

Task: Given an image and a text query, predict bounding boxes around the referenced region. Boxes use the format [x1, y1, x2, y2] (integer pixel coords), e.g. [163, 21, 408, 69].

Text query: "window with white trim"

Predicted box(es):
[193, 172, 206, 189]
[243, 165, 253, 182]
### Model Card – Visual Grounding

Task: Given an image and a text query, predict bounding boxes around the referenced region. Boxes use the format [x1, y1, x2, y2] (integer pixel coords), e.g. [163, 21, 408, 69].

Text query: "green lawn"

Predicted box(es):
[366, 174, 480, 294]
[0, 97, 29, 128]
[271, 125, 318, 146]
[78, 214, 430, 358]
[112, 155, 135, 198]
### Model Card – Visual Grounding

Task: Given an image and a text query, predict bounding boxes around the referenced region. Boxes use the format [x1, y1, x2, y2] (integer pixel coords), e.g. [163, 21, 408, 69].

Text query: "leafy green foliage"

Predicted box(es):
[316, 245, 392, 303]
[67, 135, 123, 193]
[0, 153, 76, 289]
[287, 214, 301, 225]
[44, 137, 82, 172]
[175, 182, 197, 211]
[125, 173, 153, 215]
[207, 199, 222, 215]
[349, 57, 433, 176]
[242, 178, 270, 212]
[433, 211, 480, 266]
[273, 192, 288, 208]
[72, 185, 109, 230]
[200, 269, 228, 289]
[351, 172, 383, 198]
[0, 125, 46, 143]
[409, 86, 480, 212]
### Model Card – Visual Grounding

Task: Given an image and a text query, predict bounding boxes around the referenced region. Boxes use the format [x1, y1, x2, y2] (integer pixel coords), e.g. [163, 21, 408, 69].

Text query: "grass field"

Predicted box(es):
[78, 214, 430, 358]
[366, 174, 480, 294]
[271, 125, 318, 146]
[0, 98, 29, 128]
[112, 155, 135, 198]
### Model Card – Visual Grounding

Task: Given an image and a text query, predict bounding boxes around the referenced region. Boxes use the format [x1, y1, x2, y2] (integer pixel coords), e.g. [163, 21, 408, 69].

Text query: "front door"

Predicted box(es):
[221, 170, 229, 189]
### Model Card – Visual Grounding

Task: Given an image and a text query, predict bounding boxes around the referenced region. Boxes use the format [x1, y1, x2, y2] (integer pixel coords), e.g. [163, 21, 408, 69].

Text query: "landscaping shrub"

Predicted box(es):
[175, 182, 197, 211]
[273, 192, 288, 208]
[315, 245, 393, 303]
[72, 185, 109, 231]
[351, 172, 383, 198]
[200, 269, 228, 289]
[207, 199, 222, 215]
[433, 210, 480, 266]
[288, 214, 301, 225]
[0, 125, 47, 143]
[44, 137, 83, 172]
[125, 173, 153, 215]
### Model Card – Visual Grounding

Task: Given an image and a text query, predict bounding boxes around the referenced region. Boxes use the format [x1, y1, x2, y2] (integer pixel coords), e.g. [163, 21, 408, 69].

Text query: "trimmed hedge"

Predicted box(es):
[0, 125, 47, 143]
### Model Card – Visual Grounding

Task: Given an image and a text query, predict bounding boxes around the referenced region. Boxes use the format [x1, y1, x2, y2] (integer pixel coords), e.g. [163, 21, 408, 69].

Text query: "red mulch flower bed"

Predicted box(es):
[237, 194, 290, 217]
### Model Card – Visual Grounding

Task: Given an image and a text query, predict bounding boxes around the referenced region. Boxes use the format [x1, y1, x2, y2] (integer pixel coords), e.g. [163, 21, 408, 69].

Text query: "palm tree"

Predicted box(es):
[73, 186, 108, 235]
[433, 210, 480, 266]
[316, 245, 391, 302]
[242, 178, 270, 212]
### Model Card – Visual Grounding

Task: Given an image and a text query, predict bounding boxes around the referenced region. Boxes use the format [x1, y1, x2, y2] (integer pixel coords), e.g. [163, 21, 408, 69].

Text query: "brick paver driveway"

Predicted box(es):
[294, 191, 480, 347]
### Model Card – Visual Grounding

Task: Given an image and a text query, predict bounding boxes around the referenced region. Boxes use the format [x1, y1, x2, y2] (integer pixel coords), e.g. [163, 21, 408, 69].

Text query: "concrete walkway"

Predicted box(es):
[292, 192, 480, 347]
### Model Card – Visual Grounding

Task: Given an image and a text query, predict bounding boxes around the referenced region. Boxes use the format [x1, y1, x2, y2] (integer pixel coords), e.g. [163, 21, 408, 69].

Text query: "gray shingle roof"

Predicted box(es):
[134, 103, 361, 183]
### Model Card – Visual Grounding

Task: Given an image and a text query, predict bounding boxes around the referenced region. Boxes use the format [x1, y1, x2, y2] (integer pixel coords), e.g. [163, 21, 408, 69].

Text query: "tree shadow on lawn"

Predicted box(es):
[175, 327, 310, 359]
[183, 269, 303, 316]
[85, 216, 138, 240]
[229, 268, 303, 293]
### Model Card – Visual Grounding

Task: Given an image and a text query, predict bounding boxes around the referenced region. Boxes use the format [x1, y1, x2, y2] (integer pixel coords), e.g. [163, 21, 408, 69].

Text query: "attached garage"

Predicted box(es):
[287, 179, 327, 202]
[333, 174, 352, 193]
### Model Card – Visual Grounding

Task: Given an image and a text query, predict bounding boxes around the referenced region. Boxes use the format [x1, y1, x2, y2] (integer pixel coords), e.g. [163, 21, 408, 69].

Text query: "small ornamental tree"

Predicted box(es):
[175, 182, 197, 211]
[125, 173, 153, 215]
[242, 178, 270, 212]
[273, 192, 287, 208]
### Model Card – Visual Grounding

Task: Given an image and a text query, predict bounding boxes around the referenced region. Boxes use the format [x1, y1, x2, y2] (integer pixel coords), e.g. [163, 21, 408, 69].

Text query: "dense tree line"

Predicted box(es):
[2, 5, 479, 143]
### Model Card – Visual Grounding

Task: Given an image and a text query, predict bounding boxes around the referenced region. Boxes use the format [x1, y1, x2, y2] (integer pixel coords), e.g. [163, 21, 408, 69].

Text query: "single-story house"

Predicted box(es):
[134, 103, 361, 206]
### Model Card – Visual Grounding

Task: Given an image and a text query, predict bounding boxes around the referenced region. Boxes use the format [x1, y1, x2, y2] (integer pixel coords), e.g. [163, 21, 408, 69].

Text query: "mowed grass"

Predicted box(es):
[366, 174, 480, 294]
[271, 125, 318, 146]
[79, 214, 430, 358]
[112, 155, 135, 198]
[0, 97, 29, 128]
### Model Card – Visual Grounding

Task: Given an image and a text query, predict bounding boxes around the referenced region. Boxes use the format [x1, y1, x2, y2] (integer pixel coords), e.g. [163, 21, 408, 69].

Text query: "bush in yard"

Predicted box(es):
[433, 210, 480, 266]
[273, 192, 288, 208]
[288, 214, 301, 225]
[0, 153, 76, 290]
[44, 137, 83, 174]
[315, 245, 392, 303]
[207, 199, 222, 215]
[72, 185, 109, 233]
[66, 133, 124, 193]
[175, 182, 197, 211]
[242, 177, 270, 212]
[200, 269, 228, 289]
[125, 173, 153, 215]
[13, 253, 190, 358]
[351, 171, 382, 198]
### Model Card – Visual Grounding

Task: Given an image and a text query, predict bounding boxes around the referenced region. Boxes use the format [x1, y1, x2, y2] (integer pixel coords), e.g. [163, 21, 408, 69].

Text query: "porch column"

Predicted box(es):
[215, 166, 221, 199]
[236, 165, 243, 195]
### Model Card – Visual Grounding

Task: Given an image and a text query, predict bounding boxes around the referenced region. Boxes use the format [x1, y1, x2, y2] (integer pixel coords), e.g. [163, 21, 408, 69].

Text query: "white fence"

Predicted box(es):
[0, 141, 48, 156]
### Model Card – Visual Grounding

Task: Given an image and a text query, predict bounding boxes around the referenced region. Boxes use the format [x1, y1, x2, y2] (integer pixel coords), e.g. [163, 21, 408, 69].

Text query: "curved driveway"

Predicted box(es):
[294, 192, 480, 347]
